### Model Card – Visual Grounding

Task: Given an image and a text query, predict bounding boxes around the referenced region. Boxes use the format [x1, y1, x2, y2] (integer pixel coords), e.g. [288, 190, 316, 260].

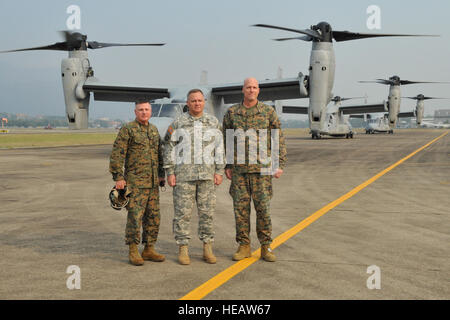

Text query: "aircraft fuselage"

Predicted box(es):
[387, 84, 401, 128]
[61, 50, 91, 129]
[415, 99, 424, 124]
[308, 42, 335, 134]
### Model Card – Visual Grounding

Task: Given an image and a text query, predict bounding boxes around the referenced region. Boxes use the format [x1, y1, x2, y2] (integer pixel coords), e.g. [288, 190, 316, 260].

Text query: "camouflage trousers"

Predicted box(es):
[125, 186, 160, 245]
[173, 180, 216, 245]
[229, 172, 273, 245]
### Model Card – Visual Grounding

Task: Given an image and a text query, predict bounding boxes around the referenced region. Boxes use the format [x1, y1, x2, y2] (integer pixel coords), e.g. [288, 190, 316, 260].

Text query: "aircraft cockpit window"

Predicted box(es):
[151, 104, 162, 117]
[158, 104, 181, 118]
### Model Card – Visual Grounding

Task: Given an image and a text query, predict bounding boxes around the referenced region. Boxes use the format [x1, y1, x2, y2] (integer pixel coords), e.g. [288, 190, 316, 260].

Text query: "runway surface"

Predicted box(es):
[0, 129, 448, 300]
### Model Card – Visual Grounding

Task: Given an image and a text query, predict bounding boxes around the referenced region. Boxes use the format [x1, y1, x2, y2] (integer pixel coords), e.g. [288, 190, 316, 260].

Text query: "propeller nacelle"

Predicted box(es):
[63, 31, 88, 51]
[311, 22, 333, 42]
[389, 75, 401, 85]
[416, 94, 425, 100]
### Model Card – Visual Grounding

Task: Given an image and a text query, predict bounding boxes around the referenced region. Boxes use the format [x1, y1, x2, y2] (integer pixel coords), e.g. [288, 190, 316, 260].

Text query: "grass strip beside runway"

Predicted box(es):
[0, 133, 117, 148]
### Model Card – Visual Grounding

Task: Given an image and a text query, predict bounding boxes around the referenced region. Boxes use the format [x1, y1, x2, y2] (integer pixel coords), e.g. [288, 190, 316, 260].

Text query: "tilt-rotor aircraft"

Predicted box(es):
[351, 93, 448, 133]
[0, 24, 437, 136]
[363, 115, 393, 134]
[283, 96, 366, 138]
[402, 94, 449, 126]
[359, 76, 447, 129]
[0, 31, 308, 132]
[253, 22, 437, 138]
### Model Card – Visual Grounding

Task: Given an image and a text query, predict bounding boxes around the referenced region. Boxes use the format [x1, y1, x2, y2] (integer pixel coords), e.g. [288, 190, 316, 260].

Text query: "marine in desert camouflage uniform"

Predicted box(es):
[222, 77, 287, 262]
[164, 89, 225, 265]
[109, 101, 166, 266]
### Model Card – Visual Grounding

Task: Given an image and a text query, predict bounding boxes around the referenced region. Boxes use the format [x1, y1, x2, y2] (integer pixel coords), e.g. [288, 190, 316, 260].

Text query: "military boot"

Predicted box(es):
[261, 245, 276, 262]
[129, 243, 144, 266]
[178, 245, 190, 265]
[232, 244, 251, 261]
[141, 244, 165, 262]
[203, 242, 217, 264]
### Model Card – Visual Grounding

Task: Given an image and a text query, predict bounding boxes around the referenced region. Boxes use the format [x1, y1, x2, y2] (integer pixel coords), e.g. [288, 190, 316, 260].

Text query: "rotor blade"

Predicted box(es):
[252, 24, 321, 40]
[332, 96, 364, 102]
[414, 96, 449, 100]
[333, 30, 439, 42]
[0, 42, 69, 53]
[359, 80, 393, 85]
[340, 97, 365, 101]
[273, 36, 312, 42]
[403, 96, 419, 100]
[88, 42, 165, 49]
[399, 80, 448, 85]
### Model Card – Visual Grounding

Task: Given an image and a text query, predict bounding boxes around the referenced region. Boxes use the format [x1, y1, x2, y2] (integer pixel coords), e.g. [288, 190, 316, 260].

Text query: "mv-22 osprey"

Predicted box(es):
[0, 30, 309, 132]
[362, 93, 449, 133]
[403, 94, 449, 126]
[252, 22, 438, 139]
[359, 76, 448, 130]
[0, 23, 437, 136]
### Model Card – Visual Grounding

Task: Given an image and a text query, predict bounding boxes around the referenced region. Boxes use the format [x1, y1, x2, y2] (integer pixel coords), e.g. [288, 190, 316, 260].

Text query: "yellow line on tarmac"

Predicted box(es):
[180, 131, 448, 300]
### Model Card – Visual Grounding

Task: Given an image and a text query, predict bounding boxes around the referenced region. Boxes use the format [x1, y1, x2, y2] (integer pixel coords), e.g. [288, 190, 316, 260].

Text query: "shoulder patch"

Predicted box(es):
[167, 125, 174, 136]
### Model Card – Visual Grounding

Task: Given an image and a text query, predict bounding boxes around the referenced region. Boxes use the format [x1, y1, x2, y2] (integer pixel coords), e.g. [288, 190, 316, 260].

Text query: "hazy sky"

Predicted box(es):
[0, 0, 449, 120]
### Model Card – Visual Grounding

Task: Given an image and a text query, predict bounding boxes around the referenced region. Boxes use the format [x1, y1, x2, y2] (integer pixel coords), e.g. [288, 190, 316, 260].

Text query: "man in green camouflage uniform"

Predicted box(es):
[164, 89, 225, 265]
[109, 101, 166, 266]
[222, 78, 287, 262]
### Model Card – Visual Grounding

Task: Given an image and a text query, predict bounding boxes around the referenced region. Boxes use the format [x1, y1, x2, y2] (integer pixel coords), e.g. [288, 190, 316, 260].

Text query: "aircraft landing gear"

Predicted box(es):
[388, 130, 394, 134]
[311, 132, 321, 139]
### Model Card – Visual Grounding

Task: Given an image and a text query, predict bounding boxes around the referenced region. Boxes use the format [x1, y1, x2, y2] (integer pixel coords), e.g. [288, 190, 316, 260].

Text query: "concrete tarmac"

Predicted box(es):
[0, 129, 448, 300]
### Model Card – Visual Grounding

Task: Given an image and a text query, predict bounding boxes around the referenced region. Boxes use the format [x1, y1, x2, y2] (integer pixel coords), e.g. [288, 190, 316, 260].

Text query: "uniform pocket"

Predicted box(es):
[133, 136, 147, 145]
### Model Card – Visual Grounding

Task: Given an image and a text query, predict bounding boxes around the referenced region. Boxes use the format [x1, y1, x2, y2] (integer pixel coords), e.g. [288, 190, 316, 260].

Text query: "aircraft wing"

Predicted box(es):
[83, 77, 170, 102]
[398, 111, 415, 118]
[211, 77, 307, 104]
[339, 103, 386, 115]
[349, 114, 372, 119]
[281, 106, 309, 114]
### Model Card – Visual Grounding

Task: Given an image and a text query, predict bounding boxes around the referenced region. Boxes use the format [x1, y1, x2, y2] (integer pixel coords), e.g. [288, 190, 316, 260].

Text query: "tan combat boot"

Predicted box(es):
[232, 244, 251, 261]
[129, 243, 144, 266]
[203, 242, 217, 264]
[178, 245, 190, 265]
[141, 244, 165, 262]
[261, 245, 276, 262]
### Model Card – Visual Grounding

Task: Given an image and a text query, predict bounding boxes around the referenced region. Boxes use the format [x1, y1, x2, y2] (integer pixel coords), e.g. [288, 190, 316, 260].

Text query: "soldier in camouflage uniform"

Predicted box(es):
[109, 101, 166, 266]
[222, 78, 287, 262]
[164, 89, 225, 265]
